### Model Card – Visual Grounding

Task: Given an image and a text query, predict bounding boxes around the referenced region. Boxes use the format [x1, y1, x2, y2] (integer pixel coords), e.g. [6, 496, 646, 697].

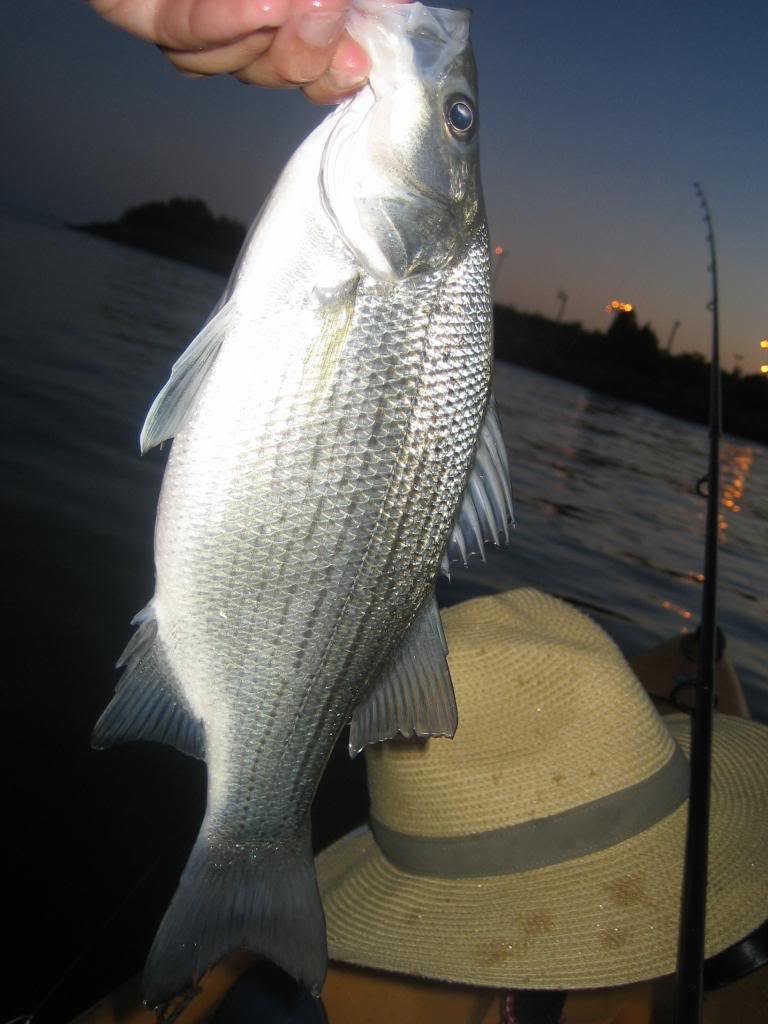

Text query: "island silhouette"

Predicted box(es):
[73, 198, 767, 446]
[73, 197, 246, 275]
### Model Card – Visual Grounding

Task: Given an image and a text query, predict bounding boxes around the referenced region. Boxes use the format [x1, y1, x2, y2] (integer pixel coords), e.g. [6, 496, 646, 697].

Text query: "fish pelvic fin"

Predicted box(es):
[92, 606, 205, 760]
[140, 300, 235, 453]
[349, 591, 456, 756]
[441, 395, 514, 577]
[143, 822, 327, 1007]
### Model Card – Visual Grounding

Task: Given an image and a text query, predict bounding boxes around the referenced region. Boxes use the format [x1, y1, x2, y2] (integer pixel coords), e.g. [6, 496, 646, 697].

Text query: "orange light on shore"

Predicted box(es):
[494, 245, 504, 256]
[605, 299, 633, 313]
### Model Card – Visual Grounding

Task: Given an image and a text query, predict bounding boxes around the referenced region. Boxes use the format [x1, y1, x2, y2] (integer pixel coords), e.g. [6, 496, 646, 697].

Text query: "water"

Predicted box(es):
[1, 209, 766, 1019]
[441, 364, 768, 718]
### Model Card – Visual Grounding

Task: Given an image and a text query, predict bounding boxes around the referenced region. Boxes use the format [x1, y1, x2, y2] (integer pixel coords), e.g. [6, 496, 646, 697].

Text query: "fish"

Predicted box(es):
[92, 0, 512, 1004]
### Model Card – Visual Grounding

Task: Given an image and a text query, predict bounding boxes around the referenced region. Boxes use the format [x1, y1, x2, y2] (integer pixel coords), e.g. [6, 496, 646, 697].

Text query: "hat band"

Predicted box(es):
[371, 743, 690, 877]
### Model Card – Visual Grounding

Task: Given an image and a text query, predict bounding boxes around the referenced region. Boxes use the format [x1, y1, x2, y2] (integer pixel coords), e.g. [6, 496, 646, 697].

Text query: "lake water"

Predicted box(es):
[1, 208, 766, 1020]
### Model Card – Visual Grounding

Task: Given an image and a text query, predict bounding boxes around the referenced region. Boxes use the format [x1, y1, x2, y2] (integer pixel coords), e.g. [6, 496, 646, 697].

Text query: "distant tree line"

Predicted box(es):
[494, 306, 767, 445]
[74, 197, 246, 275]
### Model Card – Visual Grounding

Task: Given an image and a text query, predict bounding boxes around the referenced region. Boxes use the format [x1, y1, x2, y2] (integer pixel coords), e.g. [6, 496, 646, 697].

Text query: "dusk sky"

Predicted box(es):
[4, 0, 767, 370]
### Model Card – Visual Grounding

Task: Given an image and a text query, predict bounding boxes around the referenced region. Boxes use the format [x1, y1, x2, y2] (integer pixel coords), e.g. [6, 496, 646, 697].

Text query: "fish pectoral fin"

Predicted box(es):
[140, 300, 235, 453]
[349, 592, 456, 756]
[92, 607, 205, 760]
[143, 823, 327, 1006]
[440, 395, 514, 577]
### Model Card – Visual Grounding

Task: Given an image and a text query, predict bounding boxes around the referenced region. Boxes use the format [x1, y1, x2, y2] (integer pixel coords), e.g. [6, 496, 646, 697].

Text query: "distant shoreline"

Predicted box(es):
[492, 307, 767, 447]
[69, 197, 246, 276]
[71, 198, 767, 447]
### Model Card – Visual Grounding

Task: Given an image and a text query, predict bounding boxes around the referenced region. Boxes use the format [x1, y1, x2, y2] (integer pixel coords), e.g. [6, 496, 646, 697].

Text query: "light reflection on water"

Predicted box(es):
[719, 442, 752, 524]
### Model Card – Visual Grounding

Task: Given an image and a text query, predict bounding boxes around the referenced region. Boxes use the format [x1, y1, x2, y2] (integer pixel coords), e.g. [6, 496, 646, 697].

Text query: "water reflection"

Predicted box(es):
[644, 444, 760, 628]
[718, 443, 754, 540]
[484, 362, 766, 716]
[660, 597, 695, 628]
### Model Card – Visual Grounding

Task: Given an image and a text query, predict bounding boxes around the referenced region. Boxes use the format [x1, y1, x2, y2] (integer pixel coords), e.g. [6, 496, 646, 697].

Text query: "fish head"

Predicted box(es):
[321, 1, 483, 282]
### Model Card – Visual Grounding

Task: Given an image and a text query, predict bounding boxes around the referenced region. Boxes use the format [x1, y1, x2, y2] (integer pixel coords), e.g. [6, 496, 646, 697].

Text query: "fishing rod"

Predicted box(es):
[673, 184, 722, 1023]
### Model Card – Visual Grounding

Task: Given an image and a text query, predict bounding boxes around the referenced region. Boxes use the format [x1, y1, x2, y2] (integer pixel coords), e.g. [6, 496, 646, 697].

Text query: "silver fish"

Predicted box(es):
[93, 0, 512, 1003]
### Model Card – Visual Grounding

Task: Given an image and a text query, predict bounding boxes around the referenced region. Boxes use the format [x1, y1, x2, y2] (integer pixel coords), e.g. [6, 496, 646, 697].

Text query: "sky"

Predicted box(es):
[3, 0, 768, 370]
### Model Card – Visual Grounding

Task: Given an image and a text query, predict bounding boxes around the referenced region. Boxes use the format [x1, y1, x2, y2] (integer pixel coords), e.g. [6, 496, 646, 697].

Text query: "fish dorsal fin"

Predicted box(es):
[140, 301, 235, 453]
[92, 607, 205, 760]
[349, 592, 456, 756]
[441, 396, 513, 577]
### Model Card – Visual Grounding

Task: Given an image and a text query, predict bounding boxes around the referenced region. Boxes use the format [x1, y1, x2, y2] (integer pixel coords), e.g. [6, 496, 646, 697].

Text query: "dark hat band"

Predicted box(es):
[371, 744, 690, 877]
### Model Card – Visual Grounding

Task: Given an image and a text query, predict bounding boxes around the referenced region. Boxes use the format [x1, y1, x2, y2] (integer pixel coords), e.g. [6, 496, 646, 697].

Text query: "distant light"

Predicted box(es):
[605, 299, 633, 313]
[494, 245, 504, 256]
[761, 339, 768, 349]
[761, 364, 768, 374]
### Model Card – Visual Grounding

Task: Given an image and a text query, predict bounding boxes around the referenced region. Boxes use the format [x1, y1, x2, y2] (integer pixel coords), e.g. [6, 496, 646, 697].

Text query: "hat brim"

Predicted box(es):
[317, 714, 768, 989]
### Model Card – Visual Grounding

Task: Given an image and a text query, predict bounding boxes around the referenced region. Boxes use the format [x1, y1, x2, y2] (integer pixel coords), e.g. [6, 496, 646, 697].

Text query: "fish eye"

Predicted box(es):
[445, 95, 475, 139]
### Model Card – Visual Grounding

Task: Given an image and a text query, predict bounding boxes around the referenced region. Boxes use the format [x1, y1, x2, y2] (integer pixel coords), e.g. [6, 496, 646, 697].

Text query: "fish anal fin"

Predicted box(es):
[143, 823, 326, 1006]
[92, 609, 205, 760]
[349, 592, 456, 756]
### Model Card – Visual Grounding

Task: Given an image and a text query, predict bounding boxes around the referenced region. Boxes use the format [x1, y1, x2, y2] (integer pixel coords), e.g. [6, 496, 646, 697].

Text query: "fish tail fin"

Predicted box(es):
[143, 822, 326, 1007]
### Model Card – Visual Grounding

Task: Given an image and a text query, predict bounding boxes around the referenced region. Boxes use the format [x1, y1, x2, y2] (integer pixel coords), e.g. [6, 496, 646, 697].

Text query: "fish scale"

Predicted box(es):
[92, 0, 512, 1003]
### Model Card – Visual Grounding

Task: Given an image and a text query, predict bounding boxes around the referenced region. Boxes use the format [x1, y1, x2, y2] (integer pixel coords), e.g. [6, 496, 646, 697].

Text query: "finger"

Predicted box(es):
[301, 32, 369, 103]
[233, 36, 360, 91]
[303, 0, 413, 103]
[175, 0, 290, 46]
[167, 0, 410, 84]
[162, 28, 276, 76]
[88, 0, 290, 50]
[232, 51, 299, 88]
[266, 0, 348, 84]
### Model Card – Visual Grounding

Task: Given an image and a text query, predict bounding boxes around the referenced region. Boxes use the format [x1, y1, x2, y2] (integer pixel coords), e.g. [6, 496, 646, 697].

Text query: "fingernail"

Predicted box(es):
[326, 66, 368, 92]
[296, 10, 345, 47]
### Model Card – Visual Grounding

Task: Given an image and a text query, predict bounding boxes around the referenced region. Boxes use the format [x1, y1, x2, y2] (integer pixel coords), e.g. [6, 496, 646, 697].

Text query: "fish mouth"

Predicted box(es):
[349, 1, 472, 85]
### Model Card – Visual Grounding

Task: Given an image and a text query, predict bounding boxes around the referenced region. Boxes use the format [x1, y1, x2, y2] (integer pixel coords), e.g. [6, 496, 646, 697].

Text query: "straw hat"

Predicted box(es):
[317, 589, 768, 989]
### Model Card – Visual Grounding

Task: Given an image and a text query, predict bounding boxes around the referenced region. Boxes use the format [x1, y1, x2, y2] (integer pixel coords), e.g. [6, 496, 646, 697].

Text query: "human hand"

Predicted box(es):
[88, 0, 410, 103]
